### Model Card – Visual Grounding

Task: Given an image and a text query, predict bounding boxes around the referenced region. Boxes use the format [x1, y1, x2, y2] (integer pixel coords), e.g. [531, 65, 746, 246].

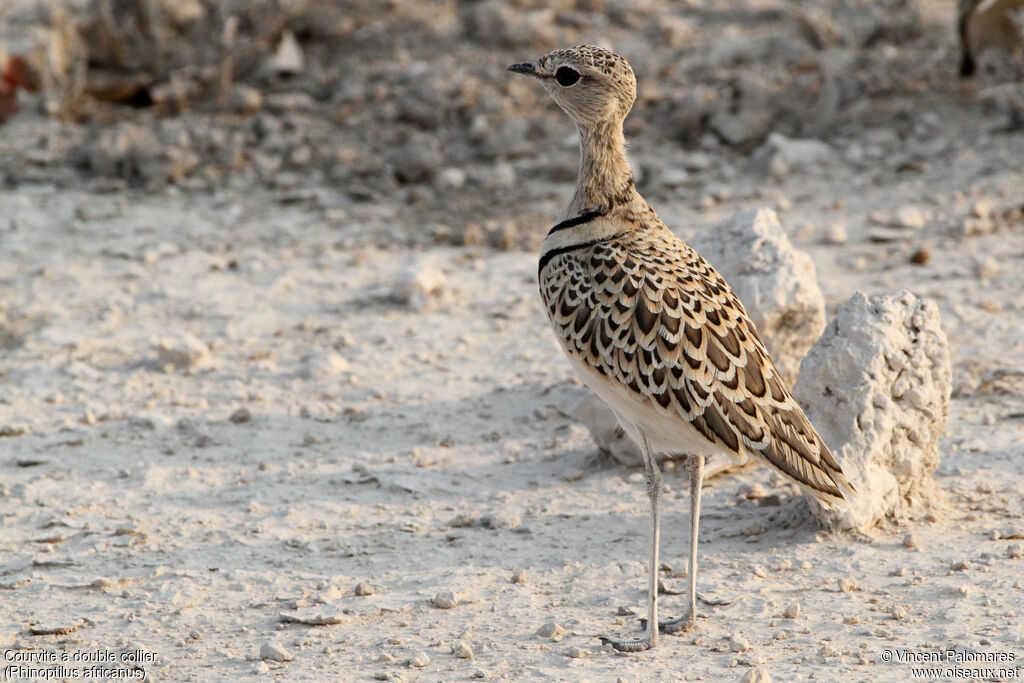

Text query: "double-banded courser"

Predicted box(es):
[509, 45, 854, 652]
[958, 0, 1024, 76]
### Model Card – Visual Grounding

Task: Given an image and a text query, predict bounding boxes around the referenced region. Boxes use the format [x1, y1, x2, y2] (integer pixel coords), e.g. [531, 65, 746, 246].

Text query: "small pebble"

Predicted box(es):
[729, 633, 751, 652]
[259, 641, 293, 662]
[487, 163, 516, 188]
[535, 622, 565, 639]
[742, 483, 769, 499]
[510, 568, 527, 584]
[480, 513, 521, 530]
[471, 669, 490, 680]
[890, 605, 907, 620]
[890, 566, 907, 577]
[909, 248, 930, 265]
[354, 582, 375, 596]
[267, 30, 304, 75]
[838, 577, 857, 592]
[824, 223, 848, 245]
[155, 333, 210, 371]
[27, 619, 85, 636]
[974, 256, 1000, 279]
[452, 640, 473, 659]
[434, 167, 467, 191]
[950, 560, 969, 572]
[410, 652, 430, 668]
[431, 591, 457, 609]
[1007, 543, 1023, 560]
[306, 352, 350, 378]
[751, 565, 767, 578]
[230, 85, 263, 114]
[972, 198, 994, 218]
[562, 469, 585, 482]
[741, 667, 772, 683]
[902, 533, 918, 548]
[783, 603, 800, 619]
[229, 407, 252, 424]
[564, 646, 585, 659]
[391, 265, 446, 310]
[894, 205, 927, 229]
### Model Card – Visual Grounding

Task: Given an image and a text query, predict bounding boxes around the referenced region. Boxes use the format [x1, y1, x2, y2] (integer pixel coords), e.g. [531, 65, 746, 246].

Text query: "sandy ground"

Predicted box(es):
[3, 0, 1024, 681]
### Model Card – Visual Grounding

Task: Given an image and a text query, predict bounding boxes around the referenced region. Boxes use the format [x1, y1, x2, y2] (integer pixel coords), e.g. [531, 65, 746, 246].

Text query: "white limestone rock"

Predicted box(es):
[793, 290, 951, 531]
[692, 207, 826, 384]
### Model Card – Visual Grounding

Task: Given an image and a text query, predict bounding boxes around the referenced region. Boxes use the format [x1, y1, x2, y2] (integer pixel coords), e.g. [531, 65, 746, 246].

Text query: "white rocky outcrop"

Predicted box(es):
[793, 290, 951, 530]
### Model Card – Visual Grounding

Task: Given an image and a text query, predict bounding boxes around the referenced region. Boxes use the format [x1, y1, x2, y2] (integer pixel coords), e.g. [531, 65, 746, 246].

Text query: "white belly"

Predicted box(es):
[562, 351, 748, 465]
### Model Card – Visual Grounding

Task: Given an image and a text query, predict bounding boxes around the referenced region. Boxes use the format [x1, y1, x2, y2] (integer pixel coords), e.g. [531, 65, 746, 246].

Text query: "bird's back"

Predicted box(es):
[539, 204, 853, 504]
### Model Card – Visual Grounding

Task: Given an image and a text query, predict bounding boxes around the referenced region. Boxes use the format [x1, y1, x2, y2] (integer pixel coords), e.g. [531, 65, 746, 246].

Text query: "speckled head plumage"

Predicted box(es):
[508, 45, 637, 126]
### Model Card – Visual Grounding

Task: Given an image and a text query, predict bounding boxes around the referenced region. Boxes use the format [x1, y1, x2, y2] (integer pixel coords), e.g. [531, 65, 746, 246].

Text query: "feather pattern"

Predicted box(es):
[539, 213, 853, 504]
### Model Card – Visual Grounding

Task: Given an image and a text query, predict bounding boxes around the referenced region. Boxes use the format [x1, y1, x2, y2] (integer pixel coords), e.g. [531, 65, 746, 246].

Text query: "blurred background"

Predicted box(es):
[1, 0, 1022, 250]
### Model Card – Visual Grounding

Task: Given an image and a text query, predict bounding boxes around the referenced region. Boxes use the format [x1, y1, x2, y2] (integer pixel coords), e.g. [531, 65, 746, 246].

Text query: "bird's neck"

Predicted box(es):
[568, 119, 639, 217]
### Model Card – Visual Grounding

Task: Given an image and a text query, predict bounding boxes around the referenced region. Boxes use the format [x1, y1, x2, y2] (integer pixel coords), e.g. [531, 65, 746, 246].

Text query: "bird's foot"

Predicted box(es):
[600, 634, 657, 652]
[658, 613, 695, 634]
[639, 612, 695, 634]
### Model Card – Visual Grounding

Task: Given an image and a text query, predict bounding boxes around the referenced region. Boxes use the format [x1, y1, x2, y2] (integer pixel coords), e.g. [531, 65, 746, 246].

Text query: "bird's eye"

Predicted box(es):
[555, 67, 580, 87]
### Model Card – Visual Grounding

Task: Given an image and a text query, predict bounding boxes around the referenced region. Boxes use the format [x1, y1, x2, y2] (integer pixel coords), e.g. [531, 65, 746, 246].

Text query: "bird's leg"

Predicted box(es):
[658, 453, 704, 634]
[602, 434, 662, 652]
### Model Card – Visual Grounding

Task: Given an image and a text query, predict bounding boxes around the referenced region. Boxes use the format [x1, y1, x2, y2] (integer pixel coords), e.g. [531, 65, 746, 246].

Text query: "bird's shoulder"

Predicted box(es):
[539, 205, 741, 314]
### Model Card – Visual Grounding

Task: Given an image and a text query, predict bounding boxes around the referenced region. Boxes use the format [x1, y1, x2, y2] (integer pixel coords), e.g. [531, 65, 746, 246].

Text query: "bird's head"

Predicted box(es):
[508, 45, 637, 128]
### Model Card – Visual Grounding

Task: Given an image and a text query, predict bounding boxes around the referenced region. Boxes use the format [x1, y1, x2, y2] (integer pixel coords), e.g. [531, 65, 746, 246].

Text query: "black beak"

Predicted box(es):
[507, 62, 538, 77]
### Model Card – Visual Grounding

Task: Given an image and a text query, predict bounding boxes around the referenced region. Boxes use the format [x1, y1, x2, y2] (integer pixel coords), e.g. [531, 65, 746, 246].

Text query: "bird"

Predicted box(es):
[958, 0, 1024, 76]
[508, 45, 855, 652]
